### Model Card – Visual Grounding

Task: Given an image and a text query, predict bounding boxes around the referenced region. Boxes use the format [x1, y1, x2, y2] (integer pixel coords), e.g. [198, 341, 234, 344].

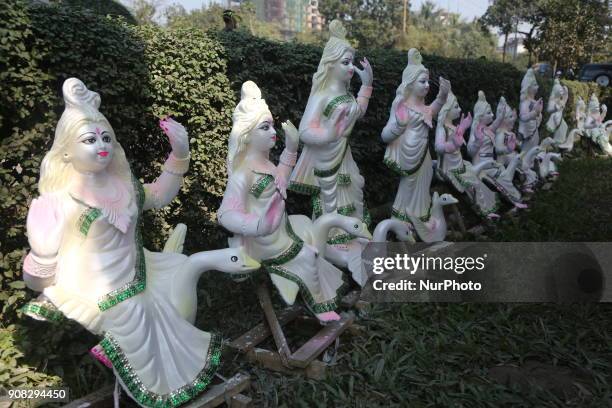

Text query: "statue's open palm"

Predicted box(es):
[160, 117, 189, 158]
[27, 195, 64, 258]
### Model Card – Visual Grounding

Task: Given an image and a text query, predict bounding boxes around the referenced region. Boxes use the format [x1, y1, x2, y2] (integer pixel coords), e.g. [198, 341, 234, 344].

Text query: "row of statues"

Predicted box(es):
[20, 19, 610, 408]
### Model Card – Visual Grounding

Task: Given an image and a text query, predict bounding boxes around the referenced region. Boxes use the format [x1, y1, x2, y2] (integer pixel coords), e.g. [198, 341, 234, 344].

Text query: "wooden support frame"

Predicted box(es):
[229, 281, 354, 379]
[61, 374, 251, 408]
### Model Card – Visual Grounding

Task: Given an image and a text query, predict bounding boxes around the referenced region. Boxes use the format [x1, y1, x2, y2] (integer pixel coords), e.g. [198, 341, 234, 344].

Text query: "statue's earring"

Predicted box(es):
[62, 153, 70, 163]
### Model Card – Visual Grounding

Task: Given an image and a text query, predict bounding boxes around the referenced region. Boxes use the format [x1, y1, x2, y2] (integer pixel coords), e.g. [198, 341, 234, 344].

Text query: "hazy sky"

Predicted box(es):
[157, 0, 490, 21]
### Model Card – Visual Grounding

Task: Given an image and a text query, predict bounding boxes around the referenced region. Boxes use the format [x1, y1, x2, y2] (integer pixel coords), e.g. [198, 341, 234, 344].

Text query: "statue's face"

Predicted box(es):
[482, 105, 494, 125]
[449, 101, 461, 120]
[332, 51, 355, 82]
[529, 83, 539, 96]
[411, 71, 430, 98]
[249, 115, 276, 152]
[66, 121, 114, 173]
[558, 87, 565, 98]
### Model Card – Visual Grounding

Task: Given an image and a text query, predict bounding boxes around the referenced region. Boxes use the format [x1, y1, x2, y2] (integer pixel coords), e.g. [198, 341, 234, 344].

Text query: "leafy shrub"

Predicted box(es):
[1, 0, 235, 392]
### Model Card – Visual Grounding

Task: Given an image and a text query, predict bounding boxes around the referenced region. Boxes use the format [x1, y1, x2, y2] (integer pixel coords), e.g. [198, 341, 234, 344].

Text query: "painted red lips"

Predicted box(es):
[98, 151, 109, 157]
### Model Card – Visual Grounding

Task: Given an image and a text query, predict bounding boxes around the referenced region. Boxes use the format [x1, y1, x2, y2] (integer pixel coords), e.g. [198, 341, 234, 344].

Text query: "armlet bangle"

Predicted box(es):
[23, 252, 56, 278]
[163, 152, 190, 175]
[279, 149, 297, 167]
[358, 85, 373, 99]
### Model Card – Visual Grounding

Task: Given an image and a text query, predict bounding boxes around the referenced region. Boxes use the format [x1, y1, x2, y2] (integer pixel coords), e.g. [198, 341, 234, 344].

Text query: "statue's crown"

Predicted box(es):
[407, 48, 422, 65]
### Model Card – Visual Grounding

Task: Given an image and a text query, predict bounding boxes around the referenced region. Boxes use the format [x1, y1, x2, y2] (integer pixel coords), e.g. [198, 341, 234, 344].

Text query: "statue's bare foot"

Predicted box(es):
[487, 213, 500, 220]
[514, 202, 528, 209]
[90, 344, 112, 368]
[316, 311, 341, 323]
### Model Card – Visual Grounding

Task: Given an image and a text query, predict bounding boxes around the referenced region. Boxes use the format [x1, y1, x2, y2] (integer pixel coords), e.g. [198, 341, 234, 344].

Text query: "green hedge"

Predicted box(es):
[0, 0, 235, 392]
[215, 31, 525, 209]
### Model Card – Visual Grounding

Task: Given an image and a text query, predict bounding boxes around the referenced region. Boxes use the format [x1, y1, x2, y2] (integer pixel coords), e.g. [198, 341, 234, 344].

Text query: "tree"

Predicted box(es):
[534, 0, 610, 71]
[479, 0, 514, 62]
[130, 0, 163, 25]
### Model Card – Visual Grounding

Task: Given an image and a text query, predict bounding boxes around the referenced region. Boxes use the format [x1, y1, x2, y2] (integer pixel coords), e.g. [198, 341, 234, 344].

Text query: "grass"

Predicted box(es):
[12, 157, 612, 407]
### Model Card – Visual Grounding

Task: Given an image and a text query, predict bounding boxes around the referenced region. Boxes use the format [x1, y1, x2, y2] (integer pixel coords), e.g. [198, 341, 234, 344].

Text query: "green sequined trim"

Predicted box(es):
[447, 165, 474, 189]
[78, 208, 102, 236]
[250, 174, 274, 198]
[268, 265, 340, 314]
[312, 195, 323, 218]
[260, 220, 304, 267]
[337, 203, 356, 216]
[326, 233, 357, 245]
[314, 146, 347, 178]
[384, 149, 428, 177]
[322, 94, 355, 118]
[97, 177, 146, 312]
[21, 301, 65, 323]
[391, 205, 431, 224]
[288, 181, 320, 196]
[337, 173, 351, 186]
[100, 332, 222, 408]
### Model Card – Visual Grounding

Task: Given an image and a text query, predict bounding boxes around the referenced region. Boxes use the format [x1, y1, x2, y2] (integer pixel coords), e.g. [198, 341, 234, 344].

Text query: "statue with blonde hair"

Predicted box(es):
[494, 96, 520, 167]
[546, 78, 569, 145]
[584, 94, 612, 156]
[519, 68, 544, 151]
[434, 90, 500, 219]
[288, 19, 373, 247]
[218, 81, 371, 321]
[468, 91, 526, 208]
[21, 78, 260, 407]
[381, 48, 451, 223]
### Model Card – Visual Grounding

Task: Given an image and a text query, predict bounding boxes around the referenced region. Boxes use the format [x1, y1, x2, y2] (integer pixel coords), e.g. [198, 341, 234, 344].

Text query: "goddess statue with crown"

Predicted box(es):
[584, 94, 612, 156]
[288, 20, 373, 245]
[20, 78, 260, 407]
[218, 81, 371, 322]
[381, 48, 451, 223]
[518, 68, 544, 151]
[546, 78, 569, 146]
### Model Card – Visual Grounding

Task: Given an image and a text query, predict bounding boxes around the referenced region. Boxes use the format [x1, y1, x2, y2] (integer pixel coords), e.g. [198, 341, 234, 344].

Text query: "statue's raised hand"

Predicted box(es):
[455, 113, 471, 146]
[534, 98, 544, 114]
[160, 117, 189, 158]
[281, 120, 299, 153]
[395, 101, 410, 127]
[437, 77, 451, 102]
[27, 195, 64, 258]
[355, 57, 373, 87]
[496, 99, 507, 118]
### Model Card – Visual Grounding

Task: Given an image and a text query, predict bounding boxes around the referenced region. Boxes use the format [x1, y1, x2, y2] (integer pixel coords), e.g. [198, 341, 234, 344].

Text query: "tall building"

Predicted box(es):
[254, 0, 324, 37]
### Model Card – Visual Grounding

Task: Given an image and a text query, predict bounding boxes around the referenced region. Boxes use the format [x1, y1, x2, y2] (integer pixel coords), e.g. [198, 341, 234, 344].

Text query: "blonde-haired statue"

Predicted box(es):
[288, 19, 373, 246]
[494, 96, 520, 167]
[519, 68, 544, 151]
[584, 94, 612, 156]
[21, 78, 260, 407]
[218, 81, 371, 321]
[468, 91, 526, 209]
[381, 48, 451, 224]
[434, 91, 500, 219]
[546, 78, 569, 145]
[559, 96, 586, 151]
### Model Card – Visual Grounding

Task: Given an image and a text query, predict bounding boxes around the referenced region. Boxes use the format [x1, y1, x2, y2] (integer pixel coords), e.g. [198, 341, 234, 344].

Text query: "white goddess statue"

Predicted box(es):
[21, 78, 260, 407]
[584, 94, 612, 156]
[435, 91, 500, 219]
[288, 19, 373, 246]
[218, 81, 370, 322]
[494, 96, 520, 167]
[381, 48, 451, 222]
[546, 79, 569, 145]
[468, 91, 526, 209]
[518, 68, 544, 151]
